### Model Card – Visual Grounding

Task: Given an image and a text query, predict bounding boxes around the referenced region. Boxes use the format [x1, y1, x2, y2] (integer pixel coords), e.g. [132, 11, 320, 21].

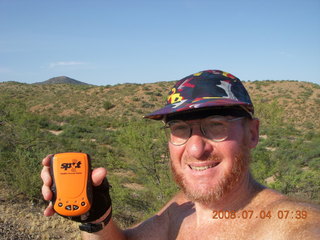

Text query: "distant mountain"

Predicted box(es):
[34, 76, 89, 85]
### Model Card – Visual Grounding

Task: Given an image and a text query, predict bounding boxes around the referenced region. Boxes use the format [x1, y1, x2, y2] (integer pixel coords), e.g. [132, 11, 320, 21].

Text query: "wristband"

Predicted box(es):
[79, 208, 112, 233]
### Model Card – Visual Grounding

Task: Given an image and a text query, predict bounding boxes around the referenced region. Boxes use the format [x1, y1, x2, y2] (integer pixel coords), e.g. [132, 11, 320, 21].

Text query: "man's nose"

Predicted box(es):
[185, 127, 213, 160]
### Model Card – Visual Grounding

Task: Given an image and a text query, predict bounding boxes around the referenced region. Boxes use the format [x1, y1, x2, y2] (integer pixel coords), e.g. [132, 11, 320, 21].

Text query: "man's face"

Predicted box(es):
[168, 117, 258, 205]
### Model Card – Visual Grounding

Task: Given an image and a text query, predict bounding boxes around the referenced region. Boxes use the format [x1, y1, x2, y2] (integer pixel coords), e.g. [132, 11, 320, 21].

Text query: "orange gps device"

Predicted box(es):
[50, 152, 93, 217]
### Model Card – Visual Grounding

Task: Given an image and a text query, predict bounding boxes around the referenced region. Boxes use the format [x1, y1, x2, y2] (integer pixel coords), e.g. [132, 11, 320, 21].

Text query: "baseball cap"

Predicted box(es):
[144, 70, 254, 120]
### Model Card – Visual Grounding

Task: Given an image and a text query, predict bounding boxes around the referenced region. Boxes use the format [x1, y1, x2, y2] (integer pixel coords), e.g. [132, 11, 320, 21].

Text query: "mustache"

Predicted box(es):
[183, 153, 223, 164]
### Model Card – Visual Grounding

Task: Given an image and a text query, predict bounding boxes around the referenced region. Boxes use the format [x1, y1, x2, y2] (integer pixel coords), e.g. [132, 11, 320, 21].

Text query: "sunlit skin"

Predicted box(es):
[169, 117, 257, 209]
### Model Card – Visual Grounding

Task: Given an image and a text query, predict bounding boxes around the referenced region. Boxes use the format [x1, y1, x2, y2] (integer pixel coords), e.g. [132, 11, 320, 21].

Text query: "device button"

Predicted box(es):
[58, 203, 63, 207]
[65, 205, 72, 211]
[73, 205, 79, 210]
[81, 201, 86, 206]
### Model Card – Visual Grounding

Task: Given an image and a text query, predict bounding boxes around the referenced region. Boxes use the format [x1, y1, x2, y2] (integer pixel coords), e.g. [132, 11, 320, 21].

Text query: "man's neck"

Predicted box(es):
[193, 173, 264, 226]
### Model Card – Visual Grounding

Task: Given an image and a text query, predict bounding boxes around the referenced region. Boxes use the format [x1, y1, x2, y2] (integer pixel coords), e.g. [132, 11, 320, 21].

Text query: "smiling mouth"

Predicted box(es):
[188, 162, 220, 171]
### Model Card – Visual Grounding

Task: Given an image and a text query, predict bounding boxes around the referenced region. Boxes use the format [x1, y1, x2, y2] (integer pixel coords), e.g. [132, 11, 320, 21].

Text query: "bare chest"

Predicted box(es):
[170, 217, 271, 240]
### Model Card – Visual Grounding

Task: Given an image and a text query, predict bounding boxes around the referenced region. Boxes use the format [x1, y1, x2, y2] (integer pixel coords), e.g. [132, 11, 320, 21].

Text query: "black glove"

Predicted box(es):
[66, 178, 112, 223]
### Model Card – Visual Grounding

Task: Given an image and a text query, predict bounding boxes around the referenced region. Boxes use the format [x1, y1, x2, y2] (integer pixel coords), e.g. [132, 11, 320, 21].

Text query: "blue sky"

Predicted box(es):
[1, 0, 319, 85]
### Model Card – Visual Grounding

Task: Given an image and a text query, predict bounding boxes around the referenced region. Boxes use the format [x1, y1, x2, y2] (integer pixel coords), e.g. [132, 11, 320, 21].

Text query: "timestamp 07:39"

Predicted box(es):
[212, 210, 308, 220]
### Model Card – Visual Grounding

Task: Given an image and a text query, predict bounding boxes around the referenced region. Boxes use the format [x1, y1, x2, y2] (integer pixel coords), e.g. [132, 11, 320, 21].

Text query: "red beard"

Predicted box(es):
[171, 144, 251, 205]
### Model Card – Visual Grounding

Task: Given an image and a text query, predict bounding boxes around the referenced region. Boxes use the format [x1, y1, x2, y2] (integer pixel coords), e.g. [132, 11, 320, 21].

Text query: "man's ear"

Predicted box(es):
[247, 118, 260, 149]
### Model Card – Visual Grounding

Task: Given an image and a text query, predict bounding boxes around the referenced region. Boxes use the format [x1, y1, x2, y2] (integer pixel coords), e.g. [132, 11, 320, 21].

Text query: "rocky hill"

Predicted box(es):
[34, 76, 89, 85]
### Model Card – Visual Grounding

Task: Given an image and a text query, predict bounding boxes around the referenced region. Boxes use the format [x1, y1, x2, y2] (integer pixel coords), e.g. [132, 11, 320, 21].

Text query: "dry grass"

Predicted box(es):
[0, 181, 81, 239]
[244, 81, 320, 129]
[1, 80, 319, 130]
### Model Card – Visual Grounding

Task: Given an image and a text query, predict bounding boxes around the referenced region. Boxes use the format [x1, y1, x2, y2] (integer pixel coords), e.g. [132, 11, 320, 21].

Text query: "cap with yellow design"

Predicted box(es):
[144, 70, 254, 120]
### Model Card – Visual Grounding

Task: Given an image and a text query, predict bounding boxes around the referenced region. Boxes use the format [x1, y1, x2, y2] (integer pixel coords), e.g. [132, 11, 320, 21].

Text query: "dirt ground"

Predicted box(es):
[0, 182, 82, 240]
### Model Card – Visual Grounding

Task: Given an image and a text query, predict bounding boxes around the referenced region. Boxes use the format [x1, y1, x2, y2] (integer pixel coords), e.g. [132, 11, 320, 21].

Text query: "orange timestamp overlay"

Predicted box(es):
[212, 210, 308, 220]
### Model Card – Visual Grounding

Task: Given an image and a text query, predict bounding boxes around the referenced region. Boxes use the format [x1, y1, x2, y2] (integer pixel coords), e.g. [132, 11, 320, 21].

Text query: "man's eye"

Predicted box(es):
[207, 121, 224, 128]
[172, 125, 188, 131]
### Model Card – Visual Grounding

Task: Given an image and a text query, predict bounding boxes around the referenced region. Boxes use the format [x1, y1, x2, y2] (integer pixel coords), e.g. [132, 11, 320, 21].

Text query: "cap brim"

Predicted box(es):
[144, 98, 252, 120]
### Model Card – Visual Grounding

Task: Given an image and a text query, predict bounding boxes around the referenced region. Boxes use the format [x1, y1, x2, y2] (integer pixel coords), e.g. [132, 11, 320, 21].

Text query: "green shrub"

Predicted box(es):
[103, 101, 115, 110]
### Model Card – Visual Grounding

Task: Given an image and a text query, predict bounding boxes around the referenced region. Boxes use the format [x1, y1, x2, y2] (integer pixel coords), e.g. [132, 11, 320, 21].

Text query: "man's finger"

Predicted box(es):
[92, 167, 107, 187]
[42, 154, 53, 167]
[43, 202, 55, 216]
[42, 184, 52, 201]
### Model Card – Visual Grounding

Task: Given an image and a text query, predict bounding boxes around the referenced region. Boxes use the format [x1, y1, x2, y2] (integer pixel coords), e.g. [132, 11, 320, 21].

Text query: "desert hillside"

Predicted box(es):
[1, 80, 319, 129]
[0, 80, 319, 239]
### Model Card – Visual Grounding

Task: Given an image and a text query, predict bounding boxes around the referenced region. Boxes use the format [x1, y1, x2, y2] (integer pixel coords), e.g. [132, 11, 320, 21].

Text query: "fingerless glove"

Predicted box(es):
[66, 178, 112, 223]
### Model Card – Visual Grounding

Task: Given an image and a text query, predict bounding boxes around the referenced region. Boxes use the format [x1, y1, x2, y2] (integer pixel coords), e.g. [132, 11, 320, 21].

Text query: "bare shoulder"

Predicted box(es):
[264, 188, 320, 222]
[157, 190, 190, 214]
[271, 198, 320, 239]
[124, 191, 194, 240]
[253, 188, 320, 239]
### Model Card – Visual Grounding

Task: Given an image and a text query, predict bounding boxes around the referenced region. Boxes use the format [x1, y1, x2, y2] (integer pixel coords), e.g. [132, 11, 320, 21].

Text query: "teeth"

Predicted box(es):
[189, 163, 218, 171]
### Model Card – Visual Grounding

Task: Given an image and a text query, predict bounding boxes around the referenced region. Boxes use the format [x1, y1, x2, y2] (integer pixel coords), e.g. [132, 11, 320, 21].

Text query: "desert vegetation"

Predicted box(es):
[0, 80, 319, 237]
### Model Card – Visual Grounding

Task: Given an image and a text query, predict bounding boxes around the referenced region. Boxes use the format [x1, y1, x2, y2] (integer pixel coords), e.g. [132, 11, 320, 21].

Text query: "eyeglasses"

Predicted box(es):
[164, 116, 244, 146]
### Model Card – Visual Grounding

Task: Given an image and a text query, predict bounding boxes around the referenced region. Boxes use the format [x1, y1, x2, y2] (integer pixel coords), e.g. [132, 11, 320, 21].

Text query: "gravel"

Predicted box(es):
[0, 219, 40, 240]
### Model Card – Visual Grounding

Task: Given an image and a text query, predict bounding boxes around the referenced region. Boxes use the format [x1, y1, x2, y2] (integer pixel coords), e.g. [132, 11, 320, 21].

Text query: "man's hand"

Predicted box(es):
[40, 154, 108, 217]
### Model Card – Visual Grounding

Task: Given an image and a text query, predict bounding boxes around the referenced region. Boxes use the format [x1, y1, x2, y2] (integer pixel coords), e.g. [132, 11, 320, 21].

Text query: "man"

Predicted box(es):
[41, 70, 320, 239]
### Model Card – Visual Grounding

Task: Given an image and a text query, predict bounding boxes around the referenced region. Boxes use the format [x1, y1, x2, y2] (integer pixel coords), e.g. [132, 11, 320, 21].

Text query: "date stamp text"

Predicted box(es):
[212, 210, 308, 220]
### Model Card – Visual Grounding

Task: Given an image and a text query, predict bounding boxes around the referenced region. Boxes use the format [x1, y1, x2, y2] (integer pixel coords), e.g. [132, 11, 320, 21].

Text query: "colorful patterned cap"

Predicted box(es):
[144, 70, 254, 120]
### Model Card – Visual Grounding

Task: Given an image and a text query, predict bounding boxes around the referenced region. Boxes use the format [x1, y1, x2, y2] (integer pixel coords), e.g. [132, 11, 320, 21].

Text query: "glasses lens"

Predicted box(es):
[202, 117, 228, 142]
[166, 120, 190, 145]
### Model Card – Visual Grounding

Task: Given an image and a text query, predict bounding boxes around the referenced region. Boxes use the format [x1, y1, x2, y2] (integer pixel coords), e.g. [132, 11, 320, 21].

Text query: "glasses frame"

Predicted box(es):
[163, 116, 244, 146]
